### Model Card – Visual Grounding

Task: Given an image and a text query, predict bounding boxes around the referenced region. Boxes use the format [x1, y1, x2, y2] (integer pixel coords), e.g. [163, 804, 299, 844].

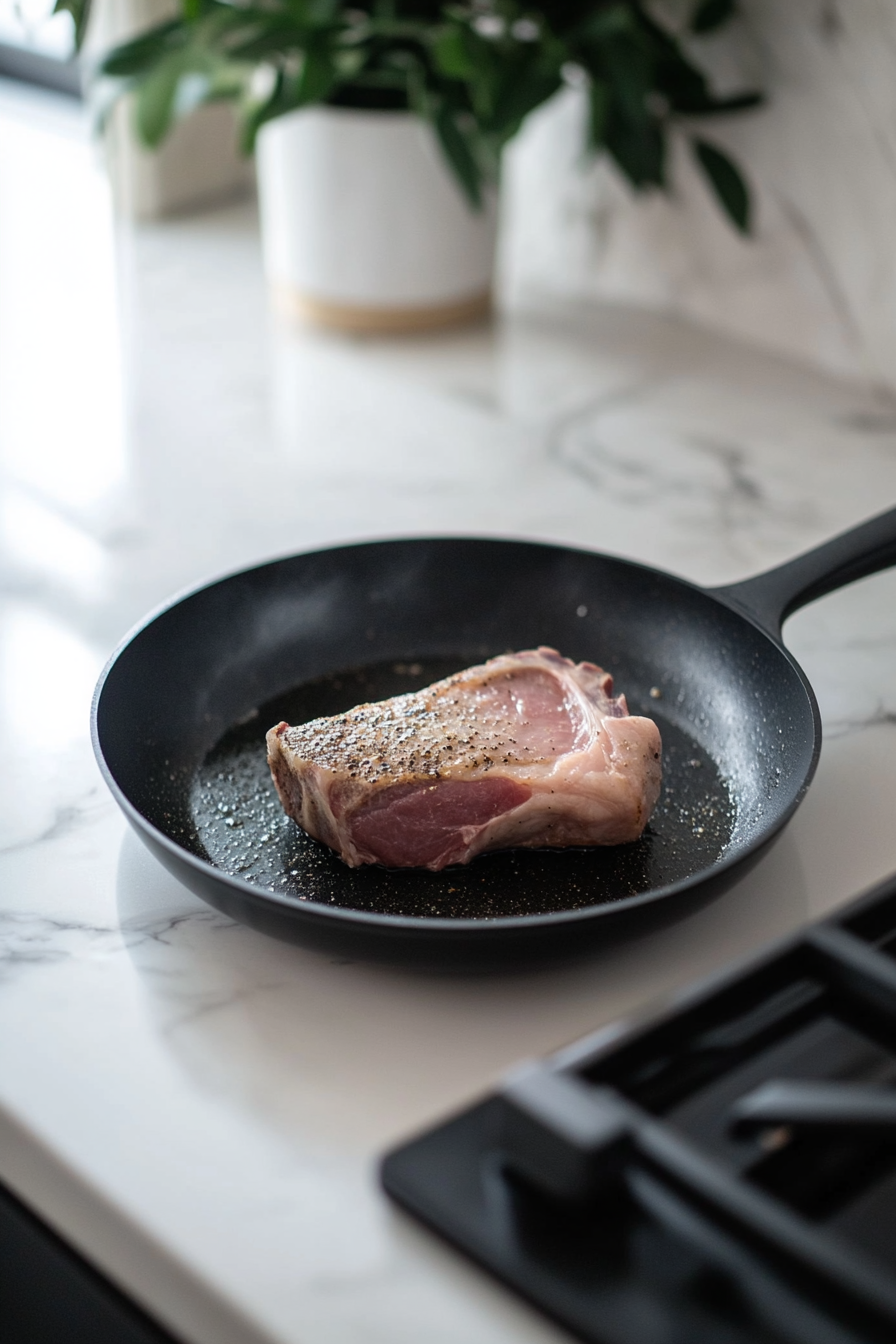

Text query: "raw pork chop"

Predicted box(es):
[266, 648, 662, 871]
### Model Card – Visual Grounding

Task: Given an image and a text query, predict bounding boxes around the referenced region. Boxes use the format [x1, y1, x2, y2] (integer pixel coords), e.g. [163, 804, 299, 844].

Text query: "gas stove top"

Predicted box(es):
[382, 875, 896, 1344]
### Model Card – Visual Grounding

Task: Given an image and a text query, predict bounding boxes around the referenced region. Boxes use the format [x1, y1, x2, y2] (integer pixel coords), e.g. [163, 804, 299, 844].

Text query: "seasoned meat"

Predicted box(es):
[266, 647, 662, 871]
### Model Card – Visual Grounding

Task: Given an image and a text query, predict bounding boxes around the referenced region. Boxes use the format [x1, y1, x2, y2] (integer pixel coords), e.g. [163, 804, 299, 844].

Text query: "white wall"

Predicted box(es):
[502, 1, 896, 392]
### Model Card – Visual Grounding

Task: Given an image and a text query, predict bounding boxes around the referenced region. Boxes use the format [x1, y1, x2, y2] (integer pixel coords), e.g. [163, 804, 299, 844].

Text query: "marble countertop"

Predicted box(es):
[2, 80, 896, 1344]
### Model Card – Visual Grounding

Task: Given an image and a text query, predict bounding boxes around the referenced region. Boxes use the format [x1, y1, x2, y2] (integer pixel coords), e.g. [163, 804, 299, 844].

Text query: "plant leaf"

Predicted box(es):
[100, 22, 185, 78]
[680, 90, 763, 116]
[486, 50, 561, 139]
[52, 0, 91, 48]
[601, 36, 653, 126]
[432, 103, 482, 209]
[588, 77, 609, 147]
[432, 25, 475, 80]
[692, 136, 751, 232]
[575, 4, 634, 43]
[606, 114, 665, 188]
[134, 51, 193, 146]
[691, 0, 737, 35]
[296, 41, 337, 104]
[240, 68, 286, 151]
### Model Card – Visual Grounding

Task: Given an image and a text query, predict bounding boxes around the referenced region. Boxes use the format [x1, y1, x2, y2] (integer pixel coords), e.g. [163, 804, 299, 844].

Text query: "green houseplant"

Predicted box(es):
[61, 0, 762, 328]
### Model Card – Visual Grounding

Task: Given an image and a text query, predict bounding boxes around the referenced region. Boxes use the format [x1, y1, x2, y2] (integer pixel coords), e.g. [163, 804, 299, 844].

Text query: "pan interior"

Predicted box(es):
[187, 657, 735, 920]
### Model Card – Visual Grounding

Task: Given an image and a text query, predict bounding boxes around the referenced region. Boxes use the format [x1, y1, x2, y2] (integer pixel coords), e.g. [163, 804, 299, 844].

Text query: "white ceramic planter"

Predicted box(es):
[256, 106, 498, 332]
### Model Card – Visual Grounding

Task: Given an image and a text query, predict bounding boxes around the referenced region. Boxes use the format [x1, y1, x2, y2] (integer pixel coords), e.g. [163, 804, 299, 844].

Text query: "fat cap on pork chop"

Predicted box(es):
[266, 647, 662, 871]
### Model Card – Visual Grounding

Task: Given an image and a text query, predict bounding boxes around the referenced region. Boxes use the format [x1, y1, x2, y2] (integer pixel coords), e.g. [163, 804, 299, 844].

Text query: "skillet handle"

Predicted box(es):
[710, 505, 896, 640]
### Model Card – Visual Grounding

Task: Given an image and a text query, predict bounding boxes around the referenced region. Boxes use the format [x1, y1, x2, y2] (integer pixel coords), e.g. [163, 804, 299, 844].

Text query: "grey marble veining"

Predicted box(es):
[1, 78, 896, 1344]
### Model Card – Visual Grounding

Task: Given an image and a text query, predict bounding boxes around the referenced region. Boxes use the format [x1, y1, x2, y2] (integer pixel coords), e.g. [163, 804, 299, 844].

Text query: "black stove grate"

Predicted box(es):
[382, 875, 896, 1344]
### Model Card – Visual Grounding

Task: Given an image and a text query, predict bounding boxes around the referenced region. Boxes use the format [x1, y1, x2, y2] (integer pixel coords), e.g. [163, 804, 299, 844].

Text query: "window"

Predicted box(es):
[0, 0, 81, 97]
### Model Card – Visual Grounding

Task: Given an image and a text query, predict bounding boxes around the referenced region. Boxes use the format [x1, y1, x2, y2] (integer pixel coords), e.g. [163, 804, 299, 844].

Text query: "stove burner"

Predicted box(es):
[382, 874, 896, 1344]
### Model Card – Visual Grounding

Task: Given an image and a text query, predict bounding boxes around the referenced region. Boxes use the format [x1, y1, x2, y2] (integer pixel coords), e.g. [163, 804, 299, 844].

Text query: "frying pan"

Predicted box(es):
[92, 507, 896, 967]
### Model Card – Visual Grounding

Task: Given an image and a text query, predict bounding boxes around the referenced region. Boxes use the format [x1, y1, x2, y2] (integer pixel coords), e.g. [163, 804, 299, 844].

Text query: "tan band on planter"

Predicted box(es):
[273, 285, 491, 333]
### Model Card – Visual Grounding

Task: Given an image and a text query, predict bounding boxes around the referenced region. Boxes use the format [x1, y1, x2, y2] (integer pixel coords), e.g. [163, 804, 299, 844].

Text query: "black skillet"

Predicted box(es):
[92, 507, 896, 967]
